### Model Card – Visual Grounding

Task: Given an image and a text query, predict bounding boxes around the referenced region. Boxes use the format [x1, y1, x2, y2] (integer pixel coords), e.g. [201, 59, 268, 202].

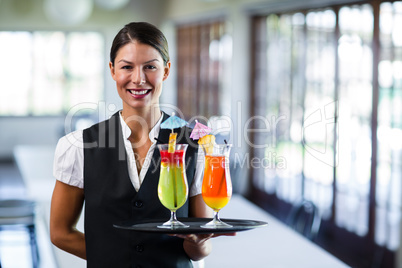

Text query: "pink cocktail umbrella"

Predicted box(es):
[190, 120, 212, 140]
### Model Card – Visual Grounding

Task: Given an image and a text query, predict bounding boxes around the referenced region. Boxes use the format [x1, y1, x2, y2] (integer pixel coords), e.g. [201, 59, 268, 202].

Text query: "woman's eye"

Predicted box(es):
[144, 65, 156, 70]
[122, 65, 132, 69]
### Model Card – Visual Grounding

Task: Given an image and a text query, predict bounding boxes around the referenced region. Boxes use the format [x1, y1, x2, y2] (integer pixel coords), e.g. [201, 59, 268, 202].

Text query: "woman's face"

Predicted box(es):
[109, 41, 170, 111]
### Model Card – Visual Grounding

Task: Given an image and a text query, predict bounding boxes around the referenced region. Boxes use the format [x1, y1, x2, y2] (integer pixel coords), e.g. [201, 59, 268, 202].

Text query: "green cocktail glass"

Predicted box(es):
[157, 144, 189, 228]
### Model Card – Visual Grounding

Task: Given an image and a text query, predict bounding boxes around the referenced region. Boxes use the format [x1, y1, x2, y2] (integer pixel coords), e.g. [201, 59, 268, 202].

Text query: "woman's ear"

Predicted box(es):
[109, 62, 116, 81]
[163, 61, 171, 81]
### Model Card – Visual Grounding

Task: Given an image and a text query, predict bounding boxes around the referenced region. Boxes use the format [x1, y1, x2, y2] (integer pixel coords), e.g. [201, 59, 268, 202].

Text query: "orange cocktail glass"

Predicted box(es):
[201, 143, 232, 228]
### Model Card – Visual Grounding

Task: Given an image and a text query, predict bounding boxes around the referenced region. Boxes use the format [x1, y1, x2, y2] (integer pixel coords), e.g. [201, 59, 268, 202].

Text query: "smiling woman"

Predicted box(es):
[49, 22, 224, 268]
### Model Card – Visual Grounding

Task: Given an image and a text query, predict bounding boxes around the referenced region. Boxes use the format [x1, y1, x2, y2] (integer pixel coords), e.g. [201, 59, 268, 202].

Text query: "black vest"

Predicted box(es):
[83, 112, 198, 268]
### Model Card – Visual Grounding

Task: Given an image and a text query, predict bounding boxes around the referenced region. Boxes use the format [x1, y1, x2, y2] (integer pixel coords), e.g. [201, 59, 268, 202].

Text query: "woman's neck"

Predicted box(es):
[121, 106, 162, 141]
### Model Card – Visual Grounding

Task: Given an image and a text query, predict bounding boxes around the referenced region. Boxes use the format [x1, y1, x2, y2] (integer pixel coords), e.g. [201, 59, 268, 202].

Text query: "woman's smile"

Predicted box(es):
[127, 89, 152, 98]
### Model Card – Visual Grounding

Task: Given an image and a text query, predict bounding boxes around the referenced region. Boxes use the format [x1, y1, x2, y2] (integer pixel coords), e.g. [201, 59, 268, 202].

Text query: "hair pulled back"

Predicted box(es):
[110, 22, 169, 66]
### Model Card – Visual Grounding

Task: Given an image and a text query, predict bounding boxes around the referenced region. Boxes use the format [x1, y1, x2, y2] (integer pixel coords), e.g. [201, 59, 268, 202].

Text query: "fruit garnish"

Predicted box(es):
[198, 134, 215, 155]
[168, 132, 177, 153]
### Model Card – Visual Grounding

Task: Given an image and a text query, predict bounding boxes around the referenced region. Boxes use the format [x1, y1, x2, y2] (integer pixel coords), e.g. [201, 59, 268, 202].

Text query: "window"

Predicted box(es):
[176, 20, 231, 119]
[0, 31, 104, 116]
[376, 1, 402, 251]
[250, 1, 402, 267]
[335, 4, 373, 237]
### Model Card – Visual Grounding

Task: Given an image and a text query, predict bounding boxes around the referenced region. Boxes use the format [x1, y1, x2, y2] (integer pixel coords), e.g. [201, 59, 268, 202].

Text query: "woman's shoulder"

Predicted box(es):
[53, 130, 85, 188]
[56, 129, 85, 154]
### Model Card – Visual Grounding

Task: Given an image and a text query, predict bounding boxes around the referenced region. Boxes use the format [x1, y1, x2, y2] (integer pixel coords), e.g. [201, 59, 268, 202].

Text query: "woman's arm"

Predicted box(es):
[50, 180, 86, 259]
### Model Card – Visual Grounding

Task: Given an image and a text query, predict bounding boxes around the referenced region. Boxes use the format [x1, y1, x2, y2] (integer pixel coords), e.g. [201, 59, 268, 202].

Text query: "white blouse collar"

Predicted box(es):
[118, 111, 163, 144]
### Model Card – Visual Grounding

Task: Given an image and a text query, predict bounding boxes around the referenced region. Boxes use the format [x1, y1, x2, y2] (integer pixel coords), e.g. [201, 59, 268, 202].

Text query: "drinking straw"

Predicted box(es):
[200, 144, 207, 155]
[216, 143, 229, 199]
[154, 137, 163, 143]
[171, 148, 178, 208]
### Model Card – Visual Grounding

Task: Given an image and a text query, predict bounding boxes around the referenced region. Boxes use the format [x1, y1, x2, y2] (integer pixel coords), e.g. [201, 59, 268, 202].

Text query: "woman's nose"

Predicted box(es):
[132, 68, 145, 85]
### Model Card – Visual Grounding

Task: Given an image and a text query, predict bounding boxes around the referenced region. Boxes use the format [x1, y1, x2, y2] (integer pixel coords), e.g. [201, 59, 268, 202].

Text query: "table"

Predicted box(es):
[13, 145, 56, 203]
[14, 145, 349, 268]
[204, 195, 350, 267]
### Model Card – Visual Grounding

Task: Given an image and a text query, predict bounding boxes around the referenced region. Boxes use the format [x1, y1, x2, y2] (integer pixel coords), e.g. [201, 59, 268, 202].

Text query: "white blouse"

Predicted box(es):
[53, 112, 204, 197]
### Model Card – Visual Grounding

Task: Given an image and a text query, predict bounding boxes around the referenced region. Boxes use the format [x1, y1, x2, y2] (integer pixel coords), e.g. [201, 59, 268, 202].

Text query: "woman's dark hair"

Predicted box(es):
[110, 22, 169, 66]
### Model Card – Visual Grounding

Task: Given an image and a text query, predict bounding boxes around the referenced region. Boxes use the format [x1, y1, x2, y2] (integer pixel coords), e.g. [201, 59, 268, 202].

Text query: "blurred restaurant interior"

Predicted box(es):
[0, 0, 402, 267]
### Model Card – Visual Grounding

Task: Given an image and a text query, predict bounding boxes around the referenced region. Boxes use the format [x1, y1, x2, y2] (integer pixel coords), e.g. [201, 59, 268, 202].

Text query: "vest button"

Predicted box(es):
[134, 201, 143, 208]
[135, 244, 144, 252]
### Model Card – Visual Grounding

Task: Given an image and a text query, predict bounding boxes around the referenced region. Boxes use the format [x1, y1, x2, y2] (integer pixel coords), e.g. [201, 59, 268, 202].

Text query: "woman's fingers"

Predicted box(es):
[170, 232, 236, 244]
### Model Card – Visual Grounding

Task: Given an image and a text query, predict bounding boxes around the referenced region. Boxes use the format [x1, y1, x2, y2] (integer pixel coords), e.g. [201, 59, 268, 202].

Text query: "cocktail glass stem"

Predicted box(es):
[201, 210, 233, 228]
[213, 210, 220, 222]
[170, 211, 179, 224]
[158, 211, 189, 229]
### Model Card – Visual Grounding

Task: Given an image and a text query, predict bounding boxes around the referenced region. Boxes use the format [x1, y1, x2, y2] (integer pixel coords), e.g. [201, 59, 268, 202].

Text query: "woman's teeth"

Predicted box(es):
[129, 90, 148, 95]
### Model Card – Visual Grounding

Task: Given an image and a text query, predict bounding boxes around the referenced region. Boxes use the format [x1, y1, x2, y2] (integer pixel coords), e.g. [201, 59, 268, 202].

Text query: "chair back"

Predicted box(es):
[287, 200, 321, 241]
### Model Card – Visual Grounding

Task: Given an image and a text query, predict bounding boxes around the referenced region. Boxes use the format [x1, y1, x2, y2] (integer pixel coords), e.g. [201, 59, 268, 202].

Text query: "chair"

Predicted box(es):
[286, 200, 321, 241]
[0, 199, 38, 268]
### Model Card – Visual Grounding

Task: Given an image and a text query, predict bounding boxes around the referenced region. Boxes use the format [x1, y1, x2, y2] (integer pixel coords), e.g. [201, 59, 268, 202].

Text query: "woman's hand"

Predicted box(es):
[173, 232, 236, 261]
[183, 194, 237, 261]
[173, 233, 214, 244]
[174, 232, 236, 244]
